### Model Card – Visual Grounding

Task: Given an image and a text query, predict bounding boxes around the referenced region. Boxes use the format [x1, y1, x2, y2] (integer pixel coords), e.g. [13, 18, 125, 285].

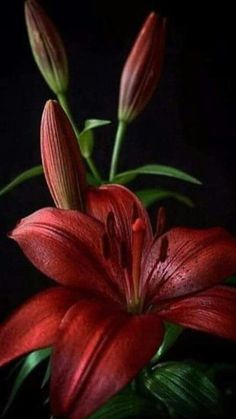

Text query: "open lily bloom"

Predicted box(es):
[1, 191, 236, 418]
[1, 102, 236, 418]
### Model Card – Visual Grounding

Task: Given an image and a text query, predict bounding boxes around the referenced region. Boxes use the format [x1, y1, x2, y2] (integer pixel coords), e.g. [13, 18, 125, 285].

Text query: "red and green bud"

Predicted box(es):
[118, 12, 166, 123]
[41, 100, 86, 210]
[25, 0, 69, 95]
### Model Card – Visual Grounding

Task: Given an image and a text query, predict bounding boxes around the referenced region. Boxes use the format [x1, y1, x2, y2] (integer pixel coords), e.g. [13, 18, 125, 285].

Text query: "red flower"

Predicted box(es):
[118, 12, 166, 123]
[1, 101, 236, 418]
[1, 191, 236, 418]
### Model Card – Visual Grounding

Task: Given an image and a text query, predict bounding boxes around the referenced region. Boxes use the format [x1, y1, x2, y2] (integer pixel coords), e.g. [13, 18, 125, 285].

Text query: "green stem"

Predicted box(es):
[57, 92, 102, 184]
[57, 92, 80, 138]
[86, 157, 102, 184]
[109, 120, 127, 181]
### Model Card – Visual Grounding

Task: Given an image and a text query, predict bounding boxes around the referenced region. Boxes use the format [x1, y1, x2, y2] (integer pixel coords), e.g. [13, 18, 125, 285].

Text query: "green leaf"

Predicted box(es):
[0, 165, 43, 198]
[114, 164, 201, 185]
[84, 119, 111, 131]
[136, 188, 194, 208]
[142, 362, 221, 418]
[112, 172, 137, 185]
[79, 130, 94, 159]
[87, 172, 100, 186]
[79, 119, 111, 159]
[41, 359, 51, 388]
[89, 388, 155, 419]
[3, 348, 51, 415]
[151, 323, 183, 364]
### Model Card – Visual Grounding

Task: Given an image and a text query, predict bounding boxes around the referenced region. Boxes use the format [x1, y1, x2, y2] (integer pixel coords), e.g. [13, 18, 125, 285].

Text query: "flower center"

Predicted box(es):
[128, 218, 146, 313]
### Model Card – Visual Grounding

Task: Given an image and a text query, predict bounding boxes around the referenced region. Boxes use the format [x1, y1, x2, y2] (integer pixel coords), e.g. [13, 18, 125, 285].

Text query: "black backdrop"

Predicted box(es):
[1, 0, 236, 417]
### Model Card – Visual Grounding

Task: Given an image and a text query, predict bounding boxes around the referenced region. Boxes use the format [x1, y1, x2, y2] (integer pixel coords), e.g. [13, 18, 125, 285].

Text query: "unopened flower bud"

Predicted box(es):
[41, 100, 86, 210]
[118, 12, 166, 123]
[25, 0, 69, 95]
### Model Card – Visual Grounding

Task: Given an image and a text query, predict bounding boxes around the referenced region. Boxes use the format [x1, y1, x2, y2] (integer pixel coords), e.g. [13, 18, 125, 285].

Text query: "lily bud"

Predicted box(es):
[41, 100, 87, 210]
[118, 12, 166, 123]
[25, 0, 69, 95]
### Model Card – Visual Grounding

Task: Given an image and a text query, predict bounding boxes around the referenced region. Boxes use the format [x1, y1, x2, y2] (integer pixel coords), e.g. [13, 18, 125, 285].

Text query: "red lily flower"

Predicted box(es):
[1, 193, 236, 418]
[118, 12, 166, 123]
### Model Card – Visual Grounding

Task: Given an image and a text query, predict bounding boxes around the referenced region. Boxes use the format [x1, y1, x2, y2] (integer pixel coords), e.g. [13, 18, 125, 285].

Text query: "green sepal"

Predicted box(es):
[79, 119, 111, 159]
[142, 361, 221, 418]
[89, 387, 156, 419]
[151, 323, 183, 364]
[3, 348, 51, 415]
[114, 164, 201, 185]
[0, 165, 43, 198]
[136, 188, 194, 208]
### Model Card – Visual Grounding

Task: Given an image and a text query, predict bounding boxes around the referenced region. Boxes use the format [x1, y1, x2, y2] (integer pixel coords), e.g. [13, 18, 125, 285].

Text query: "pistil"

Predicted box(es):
[130, 218, 146, 312]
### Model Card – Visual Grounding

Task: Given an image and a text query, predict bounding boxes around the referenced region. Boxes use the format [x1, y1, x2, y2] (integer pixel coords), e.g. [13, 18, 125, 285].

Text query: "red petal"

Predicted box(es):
[51, 299, 164, 418]
[41, 100, 87, 210]
[10, 208, 121, 303]
[0, 287, 77, 367]
[158, 286, 236, 341]
[143, 227, 236, 304]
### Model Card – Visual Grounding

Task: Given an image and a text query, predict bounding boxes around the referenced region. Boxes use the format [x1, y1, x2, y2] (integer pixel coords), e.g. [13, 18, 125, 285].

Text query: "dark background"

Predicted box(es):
[1, 0, 236, 417]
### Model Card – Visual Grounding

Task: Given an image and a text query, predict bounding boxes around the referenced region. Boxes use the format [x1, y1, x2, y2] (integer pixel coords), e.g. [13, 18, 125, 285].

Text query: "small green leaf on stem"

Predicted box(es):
[136, 188, 194, 208]
[0, 165, 43, 198]
[3, 348, 51, 415]
[114, 164, 201, 185]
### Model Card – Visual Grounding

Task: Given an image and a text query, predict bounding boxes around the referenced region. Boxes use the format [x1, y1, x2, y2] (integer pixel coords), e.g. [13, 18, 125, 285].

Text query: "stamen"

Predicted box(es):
[120, 240, 129, 269]
[156, 207, 166, 237]
[131, 218, 146, 306]
[132, 202, 139, 222]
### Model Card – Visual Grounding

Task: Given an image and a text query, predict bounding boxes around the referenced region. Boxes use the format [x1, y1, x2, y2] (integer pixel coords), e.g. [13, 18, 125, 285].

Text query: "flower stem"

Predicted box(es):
[86, 157, 102, 184]
[57, 92, 80, 137]
[109, 120, 127, 181]
[57, 92, 102, 184]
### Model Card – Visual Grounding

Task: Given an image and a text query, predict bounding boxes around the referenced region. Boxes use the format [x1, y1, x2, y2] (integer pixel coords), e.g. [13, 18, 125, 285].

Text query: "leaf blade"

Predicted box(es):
[136, 188, 194, 208]
[114, 164, 201, 185]
[89, 388, 155, 419]
[0, 165, 43, 198]
[3, 348, 51, 415]
[143, 362, 221, 418]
